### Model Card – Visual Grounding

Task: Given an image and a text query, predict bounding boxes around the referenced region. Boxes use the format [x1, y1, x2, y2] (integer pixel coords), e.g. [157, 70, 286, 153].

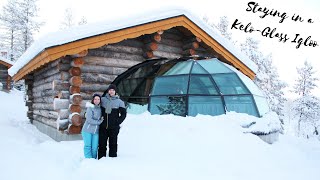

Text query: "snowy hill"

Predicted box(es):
[0, 90, 319, 180]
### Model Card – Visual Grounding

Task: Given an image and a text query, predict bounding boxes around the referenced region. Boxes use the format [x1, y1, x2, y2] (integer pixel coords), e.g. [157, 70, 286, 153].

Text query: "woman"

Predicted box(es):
[82, 94, 103, 159]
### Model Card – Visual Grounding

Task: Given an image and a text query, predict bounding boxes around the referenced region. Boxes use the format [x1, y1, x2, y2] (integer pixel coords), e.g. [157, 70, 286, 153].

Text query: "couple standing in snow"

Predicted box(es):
[81, 84, 127, 159]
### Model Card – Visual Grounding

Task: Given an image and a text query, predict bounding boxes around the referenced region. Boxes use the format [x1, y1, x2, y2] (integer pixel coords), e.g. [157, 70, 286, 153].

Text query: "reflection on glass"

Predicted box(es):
[189, 75, 219, 95]
[224, 95, 258, 116]
[150, 96, 186, 116]
[188, 96, 225, 116]
[212, 74, 249, 95]
[152, 76, 189, 95]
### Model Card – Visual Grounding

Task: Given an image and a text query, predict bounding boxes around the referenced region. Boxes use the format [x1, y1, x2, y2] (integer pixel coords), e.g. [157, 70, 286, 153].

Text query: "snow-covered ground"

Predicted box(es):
[0, 90, 319, 180]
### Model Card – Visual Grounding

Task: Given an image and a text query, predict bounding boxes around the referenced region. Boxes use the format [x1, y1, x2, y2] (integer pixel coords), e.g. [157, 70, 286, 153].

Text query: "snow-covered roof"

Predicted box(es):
[0, 57, 13, 67]
[8, 7, 257, 78]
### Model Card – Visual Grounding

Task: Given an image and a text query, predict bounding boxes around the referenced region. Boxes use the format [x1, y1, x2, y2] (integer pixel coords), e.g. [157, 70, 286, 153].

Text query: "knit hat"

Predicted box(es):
[107, 84, 117, 92]
[91, 93, 101, 104]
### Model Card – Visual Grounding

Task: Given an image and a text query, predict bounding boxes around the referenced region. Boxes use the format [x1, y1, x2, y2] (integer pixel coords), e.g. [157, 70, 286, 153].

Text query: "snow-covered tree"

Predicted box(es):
[0, 0, 22, 61]
[202, 15, 234, 44]
[240, 38, 287, 123]
[61, 8, 75, 29]
[213, 16, 232, 41]
[78, 16, 87, 26]
[0, 0, 43, 60]
[17, 0, 43, 51]
[291, 61, 320, 137]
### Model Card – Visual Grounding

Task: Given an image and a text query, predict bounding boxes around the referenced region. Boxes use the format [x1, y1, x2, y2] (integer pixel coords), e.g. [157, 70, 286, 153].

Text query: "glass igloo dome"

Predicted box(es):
[148, 58, 269, 117]
[112, 58, 269, 117]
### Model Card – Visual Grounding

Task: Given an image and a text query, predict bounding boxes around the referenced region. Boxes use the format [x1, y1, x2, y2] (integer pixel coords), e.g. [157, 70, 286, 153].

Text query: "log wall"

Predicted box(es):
[27, 27, 219, 139]
[0, 64, 10, 90]
[28, 58, 71, 132]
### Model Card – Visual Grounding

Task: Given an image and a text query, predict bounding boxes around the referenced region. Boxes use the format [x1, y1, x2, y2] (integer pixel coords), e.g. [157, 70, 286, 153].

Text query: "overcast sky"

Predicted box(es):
[1, 0, 319, 97]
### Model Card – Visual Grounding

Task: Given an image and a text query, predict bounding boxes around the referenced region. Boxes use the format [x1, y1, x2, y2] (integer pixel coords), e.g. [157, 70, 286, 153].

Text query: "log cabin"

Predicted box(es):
[0, 57, 12, 91]
[8, 8, 258, 141]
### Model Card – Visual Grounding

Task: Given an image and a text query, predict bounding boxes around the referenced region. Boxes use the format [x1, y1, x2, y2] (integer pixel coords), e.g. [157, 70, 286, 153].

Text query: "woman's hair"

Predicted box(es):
[91, 94, 101, 105]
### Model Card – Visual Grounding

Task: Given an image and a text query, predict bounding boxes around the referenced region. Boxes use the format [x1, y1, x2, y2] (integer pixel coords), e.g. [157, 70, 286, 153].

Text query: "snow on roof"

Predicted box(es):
[8, 7, 258, 77]
[0, 57, 13, 66]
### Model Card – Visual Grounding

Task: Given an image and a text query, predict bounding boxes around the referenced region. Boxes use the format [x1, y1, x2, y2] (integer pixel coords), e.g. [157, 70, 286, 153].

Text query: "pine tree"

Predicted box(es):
[240, 38, 287, 122]
[61, 8, 75, 29]
[213, 16, 232, 41]
[291, 61, 320, 137]
[17, 0, 43, 51]
[0, 0, 43, 60]
[0, 0, 22, 61]
[78, 16, 87, 26]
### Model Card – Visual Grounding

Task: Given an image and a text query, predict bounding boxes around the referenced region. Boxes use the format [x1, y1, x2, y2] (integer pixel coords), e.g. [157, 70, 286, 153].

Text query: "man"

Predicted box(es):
[98, 84, 127, 158]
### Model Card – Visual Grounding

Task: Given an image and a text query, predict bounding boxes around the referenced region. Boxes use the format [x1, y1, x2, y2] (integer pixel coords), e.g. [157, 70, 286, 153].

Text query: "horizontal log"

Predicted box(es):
[161, 32, 183, 41]
[160, 38, 183, 48]
[152, 50, 182, 59]
[165, 28, 182, 35]
[33, 89, 60, 98]
[33, 96, 54, 103]
[57, 91, 70, 99]
[33, 103, 54, 111]
[69, 76, 82, 86]
[53, 98, 69, 110]
[33, 115, 57, 129]
[71, 57, 85, 67]
[183, 49, 196, 56]
[70, 94, 82, 105]
[67, 125, 82, 134]
[33, 109, 58, 119]
[157, 44, 183, 54]
[80, 83, 109, 92]
[57, 119, 69, 130]
[69, 104, 82, 113]
[116, 39, 144, 48]
[58, 109, 69, 119]
[81, 64, 127, 75]
[83, 56, 141, 68]
[81, 73, 117, 84]
[71, 49, 88, 58]
[32, 81, 53, 92]
[33, 60, 61, 76]
[100, 44, 144, 55]
[80, 92, 103, 101]
[53, 80, 70, 91]
[87, 49, 144, 62]
[182, 42, 199, 50]
[185, 37, 202, 43]
[34, 72, 70, 87]
[143, 34, 161, 43]
[69, 86, 81, 94]
[0, 72, 9, 76]
[69, 67, 81, 76]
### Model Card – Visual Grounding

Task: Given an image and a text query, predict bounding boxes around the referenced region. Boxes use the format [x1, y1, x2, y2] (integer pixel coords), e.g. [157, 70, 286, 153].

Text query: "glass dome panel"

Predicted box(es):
[212, 73, 250, 95]
[151, 75, 189, 95]
[149, 96, 187, 116]
[189, 75, 219, 95]
[191, 62, 208, 74]
[188, 96, 225, 116]
[253, 95, 269, 116]
[198, 59, 233, 74]
[224, 95, 259, 116]
[164, 61, 192, 75]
